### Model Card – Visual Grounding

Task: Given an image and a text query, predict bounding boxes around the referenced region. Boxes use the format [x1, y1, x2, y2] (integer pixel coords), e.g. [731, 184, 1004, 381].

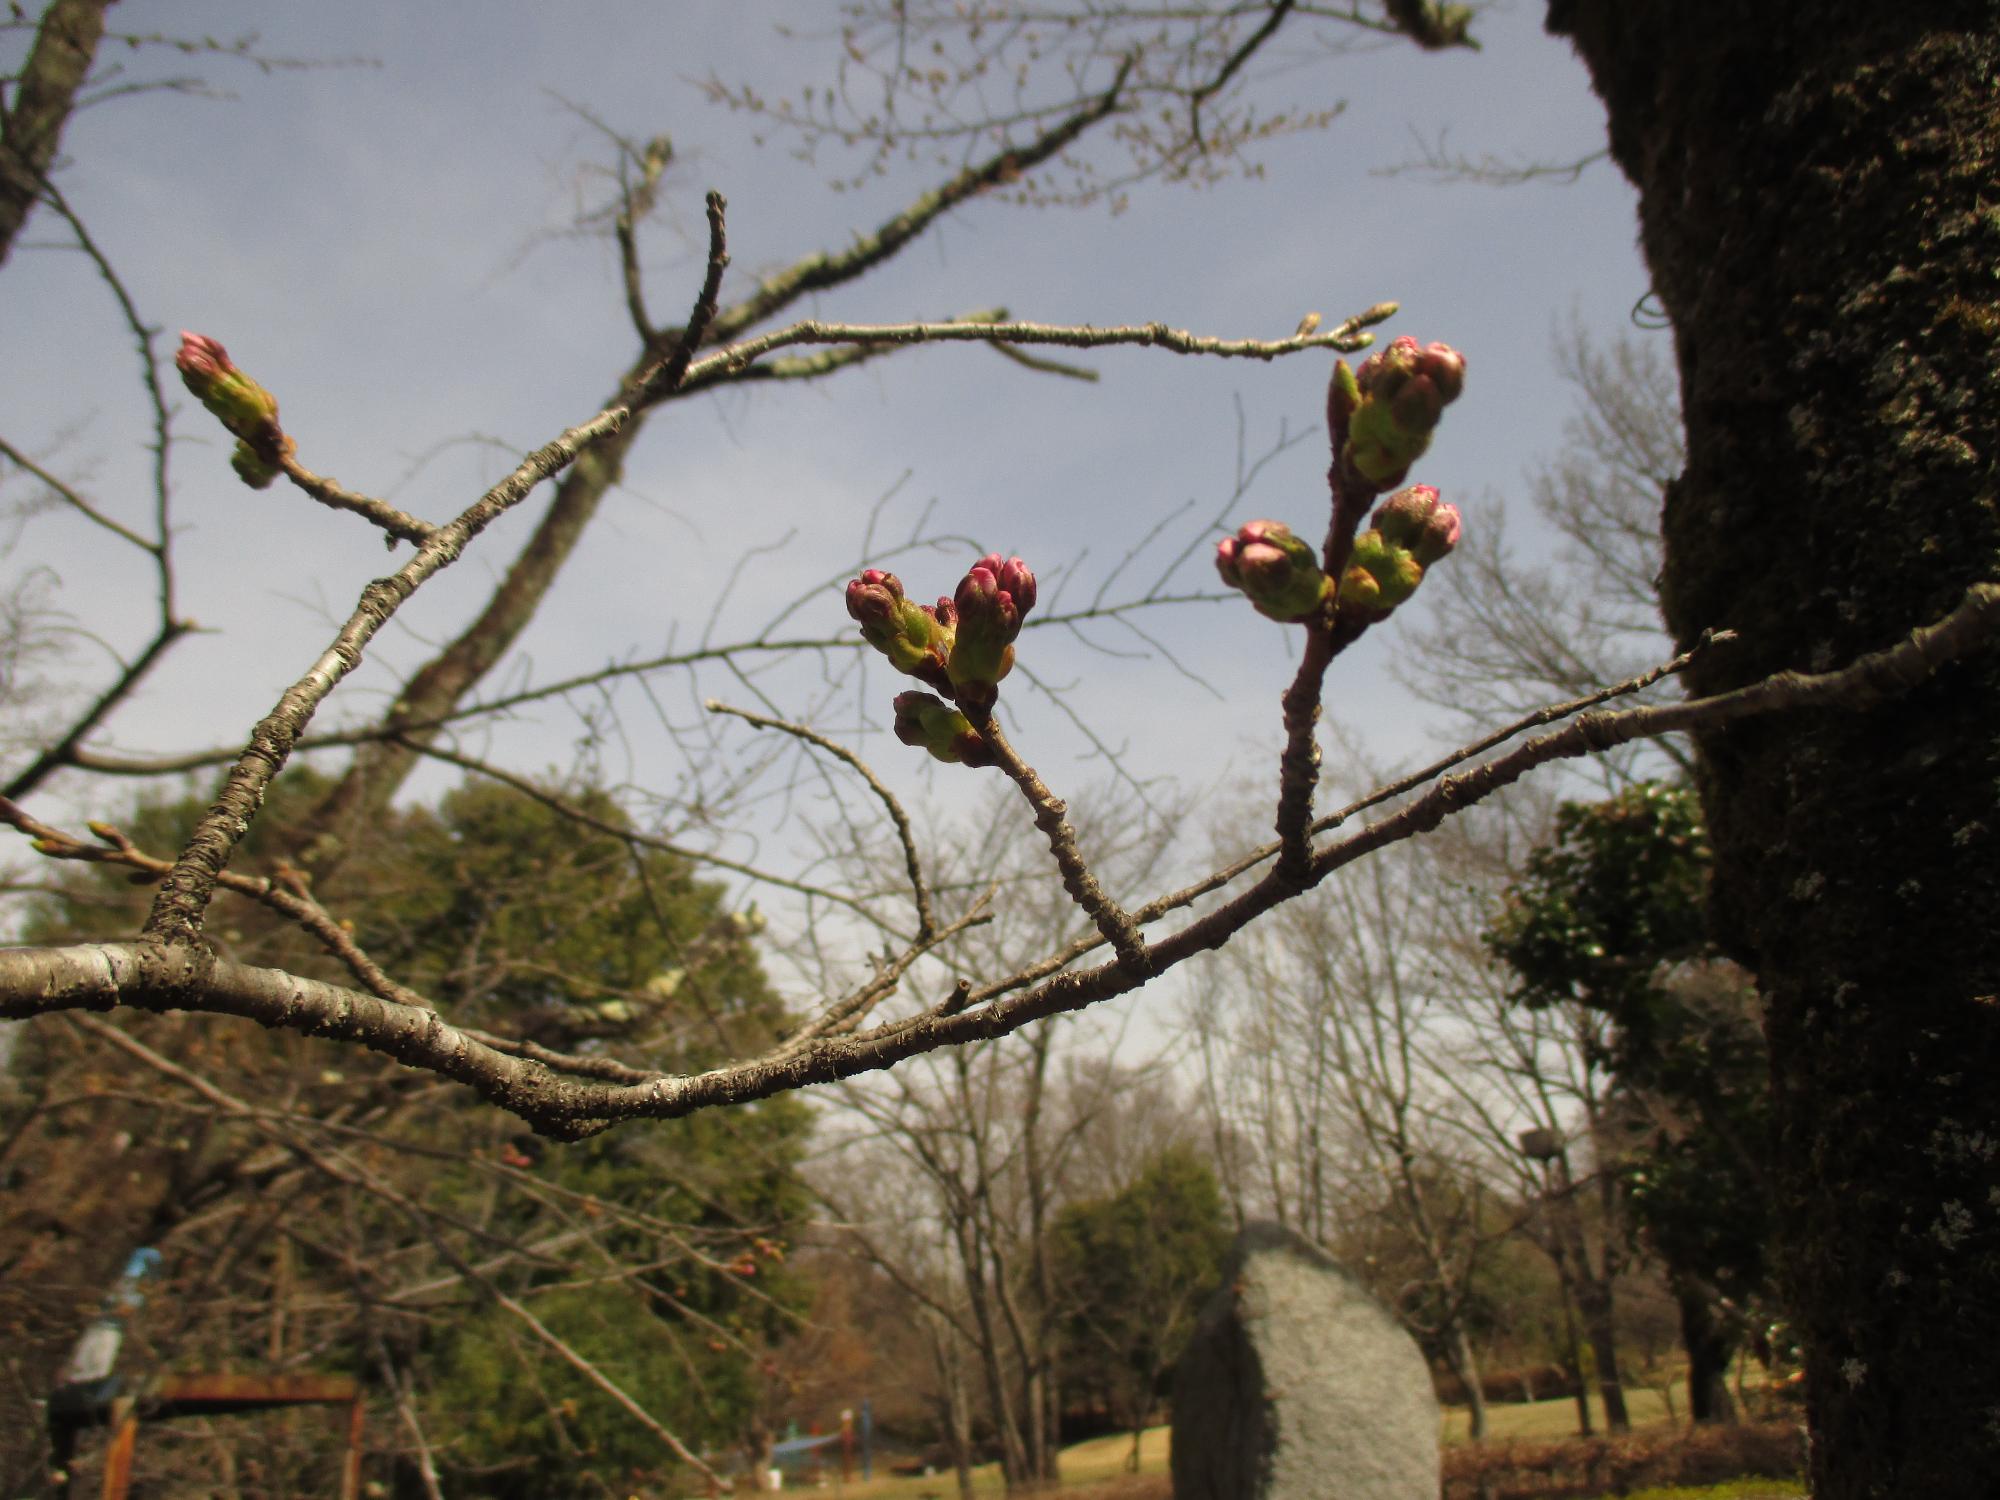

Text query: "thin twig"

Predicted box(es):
[632, 189, 730, 403]
[0, 795, 427, 1010]
[64, 592, 1231, 777]
[705, 698, 936, 936]
[0, 435, 158, 552]
[4, 554, 1981, 1128]
[398, 738, 910, 932]
[278, 454, 436, 545]
[676, 303, 1396, 397]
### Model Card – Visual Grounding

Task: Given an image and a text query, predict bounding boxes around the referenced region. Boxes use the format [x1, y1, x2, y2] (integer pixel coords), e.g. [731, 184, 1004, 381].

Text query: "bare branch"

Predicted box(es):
[671, 304, 1395, 402]
[12, 583, 1990, 1134]
[979, 715, 1149, 972]
[705, 698, 937, 936]
[0, 435, 157, 553]
[276, 453, 436, 546]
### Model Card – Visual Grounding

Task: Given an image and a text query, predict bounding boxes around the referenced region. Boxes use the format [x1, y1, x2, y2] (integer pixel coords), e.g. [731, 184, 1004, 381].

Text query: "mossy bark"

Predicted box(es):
[1547, 5, 2000, 1495]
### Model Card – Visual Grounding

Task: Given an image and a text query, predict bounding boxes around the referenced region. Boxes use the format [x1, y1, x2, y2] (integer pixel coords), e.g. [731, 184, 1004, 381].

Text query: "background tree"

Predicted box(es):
[1, 770, 811, 1494]
[1485, 779, 1773, 1422]
[1049, 1143, 1230, 1471]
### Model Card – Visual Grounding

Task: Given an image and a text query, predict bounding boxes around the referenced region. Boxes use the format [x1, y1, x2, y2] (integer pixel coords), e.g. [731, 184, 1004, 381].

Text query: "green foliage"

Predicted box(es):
[1485, 782, 1710, 1072]
[352, 780, 814, 1492]
[12, 770, 815, 1493]
[1485, 783, 1773, 1325]
[1050, 1145, 1230, 1430]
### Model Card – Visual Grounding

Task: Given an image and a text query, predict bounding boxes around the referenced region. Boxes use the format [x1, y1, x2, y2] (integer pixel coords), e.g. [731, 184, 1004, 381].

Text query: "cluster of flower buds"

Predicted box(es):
[892, 690, 997, 767]
[174, 332, 292, 489]
[845, 569, 956, 693]
[846, 553, 1037, 766]
[1215, 519, 1332, 623]
[1337, 484, 1462, 621]
[1334, 336, 1466, 490]
[947, 553, 1037, 712]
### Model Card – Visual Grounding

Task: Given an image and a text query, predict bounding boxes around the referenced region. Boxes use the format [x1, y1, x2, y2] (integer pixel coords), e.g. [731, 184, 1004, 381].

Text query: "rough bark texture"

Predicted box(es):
[0, 0, 113, 267]
[1548, 5, 2000, 1495]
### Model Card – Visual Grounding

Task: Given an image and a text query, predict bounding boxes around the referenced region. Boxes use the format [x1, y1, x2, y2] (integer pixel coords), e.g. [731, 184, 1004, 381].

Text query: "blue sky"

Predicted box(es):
[2, 2, 1663, 988]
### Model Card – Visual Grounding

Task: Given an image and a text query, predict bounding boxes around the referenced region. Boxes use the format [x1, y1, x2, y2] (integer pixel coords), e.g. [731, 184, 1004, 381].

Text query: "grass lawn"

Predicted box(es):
[806, 1427, 1171, 1498]
[778, 1387, 1702, 1497]
[1441, 1383, 1678, 1443]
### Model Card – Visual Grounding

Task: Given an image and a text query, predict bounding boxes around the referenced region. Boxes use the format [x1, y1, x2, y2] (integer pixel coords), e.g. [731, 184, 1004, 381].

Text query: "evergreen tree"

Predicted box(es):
[1486, 782, 1772, 1421]
[1049, 1144, 1230, 1466]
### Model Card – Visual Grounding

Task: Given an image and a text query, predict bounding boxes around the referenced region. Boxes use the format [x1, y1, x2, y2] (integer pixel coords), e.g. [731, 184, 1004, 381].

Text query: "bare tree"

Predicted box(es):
[1411, 324, 1689, 788]
[8, 8, 1998, 1491]
[1434, 951, 1637, 1434]
[1191, 834, 1510, 1437]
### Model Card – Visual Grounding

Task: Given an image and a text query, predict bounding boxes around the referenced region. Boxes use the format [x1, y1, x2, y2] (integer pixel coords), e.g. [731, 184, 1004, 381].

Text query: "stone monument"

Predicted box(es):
[1170, 1221, 1439, 1500]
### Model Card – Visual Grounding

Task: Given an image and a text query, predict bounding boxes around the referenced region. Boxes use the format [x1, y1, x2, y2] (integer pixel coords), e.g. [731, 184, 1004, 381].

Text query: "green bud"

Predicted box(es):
[846, 570, 955, 692]
[1338, 529, 1425, 617]
[892, 691, 995, 768]
[1216, 520, 1332, 623]
[947, 554, 1036, 711]
[230, 440, 283, 490]
[176, 331, 283, 449]
[1337, 336, 1465, 491]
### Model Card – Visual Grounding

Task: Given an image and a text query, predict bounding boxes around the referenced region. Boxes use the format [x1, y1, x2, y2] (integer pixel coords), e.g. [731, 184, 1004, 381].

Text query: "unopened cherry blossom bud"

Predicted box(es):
[175, 331, 282, 450]
[846, 569, 955, 691]
[1216, 519, 1331, 623]
[948, 553, 1035, 711]
[892, 690, 996, 768]
[1338, 529, 1425, 618]
[229, 441, 283, 490]
[1340, 336, 1466, 490]
[1373, 484, 1462, 566]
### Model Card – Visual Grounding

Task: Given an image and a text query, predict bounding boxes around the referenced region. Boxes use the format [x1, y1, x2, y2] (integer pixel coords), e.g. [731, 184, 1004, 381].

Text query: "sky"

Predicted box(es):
[1, 2, 1663, 1010]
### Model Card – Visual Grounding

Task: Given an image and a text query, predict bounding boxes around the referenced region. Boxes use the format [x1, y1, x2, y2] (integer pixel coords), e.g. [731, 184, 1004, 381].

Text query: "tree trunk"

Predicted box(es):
[1673, 1275, 1739, 1426]
[1446, 1323, 1490, 1441]
[1548, 5, 2000, 1493]
[1550, 1152, 1630, 1432]
[1572, 1273, 1630, 1433]
[924, 1312, 979, 1500]
[0, 0, 114, 268]
[1547, 1249, 1593, 1437]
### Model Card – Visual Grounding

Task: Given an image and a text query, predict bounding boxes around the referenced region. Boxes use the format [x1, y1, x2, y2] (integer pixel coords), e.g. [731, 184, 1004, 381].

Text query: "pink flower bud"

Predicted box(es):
[1339, 337, 1465, 492]
[175, 330, 283, 452]
[1373, 485, 1461, 566]
[845, 569, 905, 628]
[846, 569, 954, 690]
[174, 331, 231, 387]
[948, 554, 1035, 711]
[1418, 341, 1466, 405]
[1216, 519, 1331, 623]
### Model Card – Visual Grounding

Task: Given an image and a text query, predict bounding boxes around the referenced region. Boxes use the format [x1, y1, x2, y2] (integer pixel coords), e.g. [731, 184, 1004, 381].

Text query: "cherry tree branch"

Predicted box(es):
[978, 715, 1150, 972]
[12, 582, 1990, 1135]
[60, 592, 1233, 778]
[276, 453, 436, 546]
[704, 699, 937, 937]
[662, 302, 1396, 404]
